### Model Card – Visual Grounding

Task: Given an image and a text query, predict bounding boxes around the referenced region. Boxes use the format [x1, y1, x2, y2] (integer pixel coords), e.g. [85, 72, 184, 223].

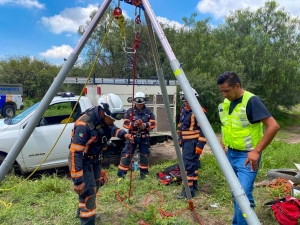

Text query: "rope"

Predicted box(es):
[266, 177, 293, 198]
[117, 15, 126, 39]
[115, 188, 204, 224]
[114, 7, 204, 224]
[127, 31, 138, 199]
[0, 200, 12, 211]
[0, 12, 115, 210]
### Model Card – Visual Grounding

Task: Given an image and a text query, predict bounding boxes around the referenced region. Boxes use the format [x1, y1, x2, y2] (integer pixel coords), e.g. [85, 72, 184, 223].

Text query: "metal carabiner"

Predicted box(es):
[133, 6, 142, 34]
[122, 37, 136, 54]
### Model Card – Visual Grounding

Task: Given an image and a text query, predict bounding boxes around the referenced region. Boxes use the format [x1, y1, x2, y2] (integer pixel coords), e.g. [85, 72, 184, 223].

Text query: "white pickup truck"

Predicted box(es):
[0, 90, 175, 174]
[0, 93, 93, 174]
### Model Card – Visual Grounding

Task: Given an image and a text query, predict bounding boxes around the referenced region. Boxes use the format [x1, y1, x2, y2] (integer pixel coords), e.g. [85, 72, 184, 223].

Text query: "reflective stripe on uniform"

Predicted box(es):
[85, 136, 97, 154]
[181, 130, 200, 135]
[118, 165, 129, 171]
[114, 128, 120, 137]
[71, 169, 83, 178]
[182, 134, 200, 140]
[78, 202, 85, 208]
[198, 136, 207, 142]
[70, 143, 85, 152]
[79, 208, 96, 218]
[139, 164, 148, 170]
[189, 114, 195, 130]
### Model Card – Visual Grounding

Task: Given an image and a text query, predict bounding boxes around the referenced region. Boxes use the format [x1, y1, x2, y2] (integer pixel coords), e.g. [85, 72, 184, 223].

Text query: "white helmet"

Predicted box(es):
[98, 93, 126, 120]
[179, 88, 199, 101]
[134, 91, 146, 104]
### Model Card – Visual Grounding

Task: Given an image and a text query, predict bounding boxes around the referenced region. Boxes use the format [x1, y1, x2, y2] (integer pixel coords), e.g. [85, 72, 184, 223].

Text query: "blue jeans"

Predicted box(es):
[227, 148, 261, 225]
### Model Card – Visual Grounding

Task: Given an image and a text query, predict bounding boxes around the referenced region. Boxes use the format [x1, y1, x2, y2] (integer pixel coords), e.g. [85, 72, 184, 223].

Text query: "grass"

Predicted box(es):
[1, 138, 299, 225]
[1, 106, 300, 224]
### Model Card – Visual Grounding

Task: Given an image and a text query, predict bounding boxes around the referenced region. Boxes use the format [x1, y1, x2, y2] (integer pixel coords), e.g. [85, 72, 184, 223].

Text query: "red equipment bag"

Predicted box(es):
[265, 196, 300, 225]
[156, 163, 182, 185]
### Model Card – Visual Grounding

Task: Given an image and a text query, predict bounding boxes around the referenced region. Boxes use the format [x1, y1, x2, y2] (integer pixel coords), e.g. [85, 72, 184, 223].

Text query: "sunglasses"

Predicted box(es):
[101, 103, 126, 120]
[134, 97, 145, 103]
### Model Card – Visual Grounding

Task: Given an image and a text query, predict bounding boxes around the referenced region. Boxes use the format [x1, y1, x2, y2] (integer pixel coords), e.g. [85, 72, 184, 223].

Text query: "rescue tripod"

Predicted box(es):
[0, 0, 260, 224]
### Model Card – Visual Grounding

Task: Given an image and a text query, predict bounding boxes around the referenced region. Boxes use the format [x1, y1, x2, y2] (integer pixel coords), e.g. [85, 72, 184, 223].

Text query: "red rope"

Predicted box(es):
[128, 32, 141, 198]
[132, 32, 142, 50]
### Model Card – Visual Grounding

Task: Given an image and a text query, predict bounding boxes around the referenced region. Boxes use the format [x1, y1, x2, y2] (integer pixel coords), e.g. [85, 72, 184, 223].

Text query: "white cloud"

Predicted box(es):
[39, 44, 73, 59]
[0, 0, 44, 8]
[41, 4, 98, 34]
[157, 16, 184, 30]
[197, 0, 300, 19]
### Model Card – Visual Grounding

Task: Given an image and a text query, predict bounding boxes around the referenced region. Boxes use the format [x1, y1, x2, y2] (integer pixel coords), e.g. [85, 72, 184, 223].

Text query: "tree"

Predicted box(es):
[0, 56, 60, 98]
[78, 7, 158, 79]
[218, 1, 300, 110]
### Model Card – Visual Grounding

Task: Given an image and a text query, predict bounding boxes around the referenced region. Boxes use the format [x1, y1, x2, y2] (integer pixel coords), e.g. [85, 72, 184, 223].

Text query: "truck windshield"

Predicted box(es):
[5, 102, 40, 125]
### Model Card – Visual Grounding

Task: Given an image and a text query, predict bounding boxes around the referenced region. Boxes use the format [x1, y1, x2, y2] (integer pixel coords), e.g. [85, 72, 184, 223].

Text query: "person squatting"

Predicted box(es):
[177, 88, 207, 199]
[117, 91, 157, 180]
[68, 93, 132, 225]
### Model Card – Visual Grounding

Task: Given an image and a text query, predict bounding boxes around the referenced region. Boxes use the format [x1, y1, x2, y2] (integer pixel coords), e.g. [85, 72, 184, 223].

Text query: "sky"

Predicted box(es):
[0, 0, 299, 65]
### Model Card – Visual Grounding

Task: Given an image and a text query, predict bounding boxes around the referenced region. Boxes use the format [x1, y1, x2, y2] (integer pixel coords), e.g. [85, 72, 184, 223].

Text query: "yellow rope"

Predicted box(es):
[118, 14, 126, 39]
[0, 14, 115, 194]
[0, 200, 12, 211]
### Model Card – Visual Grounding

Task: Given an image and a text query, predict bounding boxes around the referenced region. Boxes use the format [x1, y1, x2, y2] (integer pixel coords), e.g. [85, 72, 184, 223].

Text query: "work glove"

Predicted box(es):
[195, 141, 205, 155]
[178, 137, 182, 147]
[139, 122, 146, 130]
[179, 141, 182, 147]
[134, 119, 142, 127]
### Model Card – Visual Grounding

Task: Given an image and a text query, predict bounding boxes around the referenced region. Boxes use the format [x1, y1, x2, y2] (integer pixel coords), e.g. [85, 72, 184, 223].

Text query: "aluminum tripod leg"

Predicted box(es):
[144, 12, 192, 200]
[142, 0, 260, 224]
[0, 0, 112, 182]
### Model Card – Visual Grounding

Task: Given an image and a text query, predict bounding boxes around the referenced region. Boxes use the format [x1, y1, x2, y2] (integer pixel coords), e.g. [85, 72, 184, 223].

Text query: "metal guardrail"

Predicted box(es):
[63, 77, 178, 85]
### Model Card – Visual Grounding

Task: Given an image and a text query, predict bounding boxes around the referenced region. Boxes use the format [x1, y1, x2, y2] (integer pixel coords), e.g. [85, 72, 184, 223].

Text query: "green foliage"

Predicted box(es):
[1, 1, 300, 127]
[0, 145, 286, 225]
[78, 7, 157, 80]
[218, 1, 300, 111]
[171, 1, 300, 125]
[0, 56, 61, 98]
[2, 135, 297, 224]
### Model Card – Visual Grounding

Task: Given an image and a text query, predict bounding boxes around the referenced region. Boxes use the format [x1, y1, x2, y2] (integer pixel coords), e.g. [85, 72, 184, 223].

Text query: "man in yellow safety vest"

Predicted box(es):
[217, 71, 280, 225]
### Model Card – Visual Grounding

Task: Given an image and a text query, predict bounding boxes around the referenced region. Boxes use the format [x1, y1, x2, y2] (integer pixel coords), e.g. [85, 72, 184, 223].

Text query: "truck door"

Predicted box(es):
[21, 100, 82, 172]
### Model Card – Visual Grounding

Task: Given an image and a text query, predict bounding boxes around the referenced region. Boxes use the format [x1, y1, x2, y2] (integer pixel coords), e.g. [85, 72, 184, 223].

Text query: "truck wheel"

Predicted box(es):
[0, 154, 14, 175]
[2, 105, 15, 118]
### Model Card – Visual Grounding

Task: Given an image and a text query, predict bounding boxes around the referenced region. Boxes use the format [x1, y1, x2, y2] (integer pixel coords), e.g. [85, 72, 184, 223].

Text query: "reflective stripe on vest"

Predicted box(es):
[218, 91, 263, 151]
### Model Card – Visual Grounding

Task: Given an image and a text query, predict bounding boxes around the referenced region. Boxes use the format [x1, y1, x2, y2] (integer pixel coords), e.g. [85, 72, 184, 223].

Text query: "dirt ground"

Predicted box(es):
[149, 135, 219, 165]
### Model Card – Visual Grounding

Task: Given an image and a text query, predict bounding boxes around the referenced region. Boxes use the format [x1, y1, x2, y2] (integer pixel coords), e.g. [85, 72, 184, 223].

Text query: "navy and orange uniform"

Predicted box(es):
[68, 106, 126, 225]
[178, 105, 207, 196]
[117, 105, 156, 179]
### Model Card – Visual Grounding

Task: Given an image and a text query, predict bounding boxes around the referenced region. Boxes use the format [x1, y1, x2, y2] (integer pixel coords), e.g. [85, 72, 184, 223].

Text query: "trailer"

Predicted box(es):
[64, 77, 178, 147]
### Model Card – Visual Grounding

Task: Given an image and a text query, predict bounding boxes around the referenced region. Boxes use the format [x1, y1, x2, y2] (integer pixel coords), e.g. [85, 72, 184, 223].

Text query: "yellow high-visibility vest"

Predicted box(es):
[218, 91, 263, 151]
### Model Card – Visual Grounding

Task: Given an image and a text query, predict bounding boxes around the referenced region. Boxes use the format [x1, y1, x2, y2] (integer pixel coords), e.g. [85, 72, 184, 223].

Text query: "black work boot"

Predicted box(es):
[177, 187, 195, 199]
[140, 170, 149, 180]
[95, 213, 101, 221]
